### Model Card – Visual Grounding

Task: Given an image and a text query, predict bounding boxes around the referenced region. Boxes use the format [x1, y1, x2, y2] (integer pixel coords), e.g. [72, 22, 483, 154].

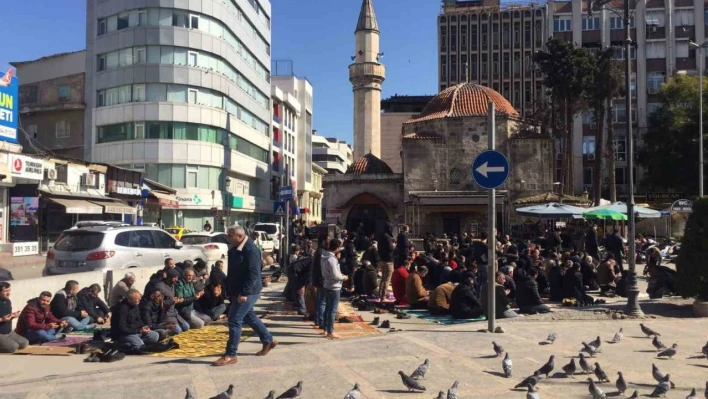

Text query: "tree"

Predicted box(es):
[534, 38, 595, 194]
[675, 197, 708, 301]
[637, 74, 705, 193]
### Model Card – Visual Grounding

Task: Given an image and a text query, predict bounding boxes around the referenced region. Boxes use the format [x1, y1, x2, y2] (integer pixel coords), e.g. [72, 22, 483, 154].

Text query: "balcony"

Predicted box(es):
[348, 62, 386, 82]
[273, 115, 281, 124]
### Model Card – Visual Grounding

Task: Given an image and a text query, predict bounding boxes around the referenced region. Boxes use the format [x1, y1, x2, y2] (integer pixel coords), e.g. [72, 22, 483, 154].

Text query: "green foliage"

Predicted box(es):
[638, 74, 705, 192]
[676, 197, 708, 300]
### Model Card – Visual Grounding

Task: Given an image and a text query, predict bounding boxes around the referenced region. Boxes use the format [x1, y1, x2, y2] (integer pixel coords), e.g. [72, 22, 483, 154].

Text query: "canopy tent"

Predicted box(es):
[583, 208, 628, 221]
[515, 202, 586, 218]
[513, 192, 593, 206]
[591, 201, 662, 219]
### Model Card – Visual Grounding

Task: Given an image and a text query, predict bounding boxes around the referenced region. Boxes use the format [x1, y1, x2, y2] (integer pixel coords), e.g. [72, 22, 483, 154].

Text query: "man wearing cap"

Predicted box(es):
[153, 269, 190, 334]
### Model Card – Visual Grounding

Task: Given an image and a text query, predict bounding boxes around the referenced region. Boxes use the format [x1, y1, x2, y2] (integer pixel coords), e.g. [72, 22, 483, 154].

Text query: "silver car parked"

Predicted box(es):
[43, 225, 208, 276]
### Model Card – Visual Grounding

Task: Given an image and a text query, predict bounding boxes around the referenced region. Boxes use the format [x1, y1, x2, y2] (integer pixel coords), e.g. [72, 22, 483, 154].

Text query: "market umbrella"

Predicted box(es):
[583, 208, 628, 221]
[516, 202, 587, 218]
[592, 201, 661, 218]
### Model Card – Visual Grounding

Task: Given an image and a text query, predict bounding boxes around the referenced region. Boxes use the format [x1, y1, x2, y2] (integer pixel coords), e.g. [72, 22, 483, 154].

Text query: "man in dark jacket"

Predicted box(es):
[361, 261, 379, 297]
[198, 282, 228, 321]
[548, 261, 565, 302]
[605, 227, 625, 272]
[481, 272, 518, 319]
[288, 254, 312, 316]
[77, 284, 111, 325]
[214, 226, 277, 367]
[378, 222, 395, 300]
[111, 290, 159, 353]
[0, 282, 29, 353]
[153, 269, 190, 333]
[585, 225, 600, 260]
[50, 280, 95, 332]
[209, 260, 227, 296]
[140, 290, 175, 338]
[516, 268, 551, 314]
[450, 271, 484, 319]
[310, 234, 329, 328]
[15, 291, 68, 344]
[563, 263, 595, 305]
[395, 225, 412, 266]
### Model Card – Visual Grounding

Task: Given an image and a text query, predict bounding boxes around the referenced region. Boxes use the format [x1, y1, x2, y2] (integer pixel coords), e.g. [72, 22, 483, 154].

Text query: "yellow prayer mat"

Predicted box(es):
[147, 324, 252, 358]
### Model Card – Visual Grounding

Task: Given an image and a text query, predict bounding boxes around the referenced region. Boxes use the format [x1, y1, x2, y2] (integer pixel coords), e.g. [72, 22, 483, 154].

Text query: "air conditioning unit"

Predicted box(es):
[588, 153, 596, 161]
[82, 173, 96, 187]
[45, 168, 57, 180]
[648, 87, 658, 94]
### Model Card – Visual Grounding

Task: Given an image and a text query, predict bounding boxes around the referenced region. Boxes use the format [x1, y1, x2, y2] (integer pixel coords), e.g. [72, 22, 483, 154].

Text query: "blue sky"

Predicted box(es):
[0, 0, 439, 144]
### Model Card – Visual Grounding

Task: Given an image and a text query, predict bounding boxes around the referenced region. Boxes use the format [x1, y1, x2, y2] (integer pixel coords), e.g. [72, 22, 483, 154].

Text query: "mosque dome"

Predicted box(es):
[346, 153, 393, 175]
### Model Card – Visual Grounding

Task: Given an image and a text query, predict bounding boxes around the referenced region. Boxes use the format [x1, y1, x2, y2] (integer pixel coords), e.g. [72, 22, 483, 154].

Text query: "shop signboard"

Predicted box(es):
[647, 192, 685, 202]
[13, 241, 39, 257]
[0, 69, 18, 144]
[9, 153, 44, 180]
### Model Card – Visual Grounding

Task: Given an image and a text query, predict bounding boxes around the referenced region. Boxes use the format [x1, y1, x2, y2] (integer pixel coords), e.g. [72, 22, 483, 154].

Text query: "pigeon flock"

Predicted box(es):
[180, 323, 707, 398]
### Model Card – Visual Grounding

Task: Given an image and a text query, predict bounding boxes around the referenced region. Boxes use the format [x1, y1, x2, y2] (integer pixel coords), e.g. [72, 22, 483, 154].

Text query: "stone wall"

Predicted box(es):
[322, 174, 404, 224]
[380, 112, 416, 173]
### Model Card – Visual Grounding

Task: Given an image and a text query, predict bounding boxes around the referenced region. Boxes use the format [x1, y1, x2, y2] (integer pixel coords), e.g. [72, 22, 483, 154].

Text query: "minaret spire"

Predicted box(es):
[356, 0, 379, 33]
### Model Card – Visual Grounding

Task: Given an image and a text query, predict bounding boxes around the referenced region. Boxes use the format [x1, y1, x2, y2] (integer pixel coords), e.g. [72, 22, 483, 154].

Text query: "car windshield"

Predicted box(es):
[254, 224, 277, 234]
[180, 235, 211, 245]
[54, 232, 104, 252]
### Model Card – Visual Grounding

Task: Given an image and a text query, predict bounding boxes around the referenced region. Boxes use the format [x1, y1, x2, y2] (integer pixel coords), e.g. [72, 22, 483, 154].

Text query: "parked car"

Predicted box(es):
[180, 232, 230, 262]
[253, 223, 281, 251]
[165, 226, 194, 240]
[43, 225, 207, 276]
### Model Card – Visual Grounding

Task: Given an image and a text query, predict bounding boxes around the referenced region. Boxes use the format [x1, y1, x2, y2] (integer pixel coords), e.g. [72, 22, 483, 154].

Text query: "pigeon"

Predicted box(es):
[616, 371, 627, 395]
[562, 358, 577, 378]
[628, 390, 639, 399]
[436, 392, 445, 399]
[398, 371, 426, 392]
[594, 362, 610, 383]
[210, 384, 234, 399]
[582, 342, 600, 357]
[702, 342, 708, 358]
[589, 336, 602, 350]
[264, 391, 275, 399]
[276, 381, 303, 398]
[588, 378, 607, 399]
[515, 371, 540, 389]
[502, 353, 513, 378]
[686, 387, 698, 399]
[652, 335, 667, 352]
[579, 353, 595, 374]
[535, 355, 555, 378]
[641, 323, 661, 337]
[546, 332, 558, 344]
[447, 381, 458, 399]
[657, 344, 678, 359]
[650, 379, 671, 397]
[185, 388, 195, 399]
[610, 328, 624, 343]
[410, 359, 430, 380]
[343, 383, 361, 399]
[652, 364, 676, 389]
[526, 383, 541, 399]
[492, 341, 504, 357]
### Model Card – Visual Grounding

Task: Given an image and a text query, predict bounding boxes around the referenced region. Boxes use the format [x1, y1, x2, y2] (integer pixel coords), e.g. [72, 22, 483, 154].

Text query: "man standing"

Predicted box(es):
[605, 227, 625, 272]
[395, 225, 412, 266]
[111, 289, 160, 353]
[0, 282, 29, 353]
[213, 226, 277, 366]
[310, 234, 329, 328]
[50, 281, 96, 332]
[378, 222, 395, 300]
[321, 239, 346, 339]
[109, 272, 135, 307]
[15, 291, 69, 344]
[585, 224, 600, 261]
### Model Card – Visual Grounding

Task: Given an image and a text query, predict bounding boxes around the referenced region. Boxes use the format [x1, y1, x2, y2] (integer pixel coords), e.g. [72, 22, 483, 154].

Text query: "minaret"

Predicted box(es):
[350, 0, 385, 160]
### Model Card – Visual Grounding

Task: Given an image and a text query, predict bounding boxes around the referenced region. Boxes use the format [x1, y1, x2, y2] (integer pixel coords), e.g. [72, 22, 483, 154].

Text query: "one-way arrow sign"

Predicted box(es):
[472, 150, 510, 189]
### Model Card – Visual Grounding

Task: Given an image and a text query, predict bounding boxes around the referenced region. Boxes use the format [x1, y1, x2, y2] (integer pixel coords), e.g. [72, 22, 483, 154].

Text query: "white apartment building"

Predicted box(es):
[83, 0, 274, 230]
[312, 133, 353, 175]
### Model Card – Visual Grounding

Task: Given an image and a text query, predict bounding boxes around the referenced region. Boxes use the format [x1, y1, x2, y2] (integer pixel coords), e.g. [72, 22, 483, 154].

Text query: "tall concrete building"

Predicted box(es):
[312, 132, 353, 175]
[380, 95, 434, 173]
[11, 51, 87, 159]
[350, 0, 386, 160]
[84, 0, 273, 230]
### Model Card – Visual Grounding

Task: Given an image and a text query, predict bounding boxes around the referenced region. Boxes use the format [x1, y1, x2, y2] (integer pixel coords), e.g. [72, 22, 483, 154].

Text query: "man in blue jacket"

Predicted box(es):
[213, 225, 277, 367]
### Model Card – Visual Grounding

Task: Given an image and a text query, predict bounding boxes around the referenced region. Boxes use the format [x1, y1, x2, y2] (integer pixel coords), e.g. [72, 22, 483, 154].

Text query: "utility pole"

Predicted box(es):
[487, 101, 497, 333]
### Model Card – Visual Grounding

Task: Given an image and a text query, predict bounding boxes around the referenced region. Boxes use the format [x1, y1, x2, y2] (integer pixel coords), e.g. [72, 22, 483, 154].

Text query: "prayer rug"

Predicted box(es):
[147, 324, 252, 358]
[41, 336, 92, 348]
[402, 309, 486, 325]
[12, 347, 74, 356]
[331, 322, 381, 338]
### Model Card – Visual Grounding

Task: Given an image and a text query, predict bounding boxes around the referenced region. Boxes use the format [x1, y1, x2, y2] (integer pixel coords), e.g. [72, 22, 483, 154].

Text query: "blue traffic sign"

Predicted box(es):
[472, 150, 510, 189]
[274, 201, 286, 217]
[279, 185, 293, 200]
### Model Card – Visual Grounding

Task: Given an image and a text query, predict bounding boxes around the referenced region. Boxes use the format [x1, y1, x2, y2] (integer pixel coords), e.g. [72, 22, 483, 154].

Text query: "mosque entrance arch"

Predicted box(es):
[345, 193, 390, 238]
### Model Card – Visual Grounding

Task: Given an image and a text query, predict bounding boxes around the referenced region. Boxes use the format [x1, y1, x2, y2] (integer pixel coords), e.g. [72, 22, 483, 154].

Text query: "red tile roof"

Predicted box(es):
[404, 83, 519, 124]
[402, 132, 444, 140]
[346, 153, 394, 175]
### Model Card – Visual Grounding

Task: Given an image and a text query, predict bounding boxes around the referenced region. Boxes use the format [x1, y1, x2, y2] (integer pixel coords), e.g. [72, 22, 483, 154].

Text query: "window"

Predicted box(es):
[440, 56, 447, 80]
[471, 25, 477, 49]
[503, 53, 510, 77]
[583, 168, 593, 186]
[58, 85, 71, 101]
[615, 168, 627, 185]
[190, 15, 199, 29]
[514, 54, 520, 74]
[524, 82, 531, 103]
[187, 166, 198, 188]
[514, 23, 520, 44]
[440, 25, 447, 51]
[138, 10, 147, 26]
[492, 23, 499, 47]
[55, 121, 70, 138]
[647, 102, 662, 116]
[133, 84, 146, 102]
[613, 103, 626, 123]
[115, 232, 132, 247]
[97, 55, 106, 71]
[135, 122, 145, 139]
[97, 90, 105, 107]
[615, 137, 627, 161]
[461, 25, 467, 50]
[646, 42, 666, 59]
[646, 11, 665, 27]
[132, 230, 156, 248]
[98, 19, 107, 36]
[451, 26, 457, 49]
[582, 110, 596, 125]
[188, 89, 198, 104]
[135, 47, 146, 64]
[482, 24, 488, 47]
[153, 230, 176, 248]
[524, 21, 531, 45]
[676, 41, 690, 58]
[582, 136, 596, 155]
[188, 51, 198, 66]
[674, 9, 694, 26]
[27, 124, 37, 138]
[482, 54, 488, 78]
[648, 72, 664, 93]
[614, 46, 637, 60]
[554, 16, 571, 32]
[461, 54, 468, 81]
[117, 12, 129, 30]
[610, 16, 635, 29]
[451, 58, 457, 81]
[582, 16, 600, 31]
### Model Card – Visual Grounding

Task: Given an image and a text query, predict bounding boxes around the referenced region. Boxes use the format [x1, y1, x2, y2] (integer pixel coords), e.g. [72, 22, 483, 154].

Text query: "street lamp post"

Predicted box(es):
[688, 41, 707, 198]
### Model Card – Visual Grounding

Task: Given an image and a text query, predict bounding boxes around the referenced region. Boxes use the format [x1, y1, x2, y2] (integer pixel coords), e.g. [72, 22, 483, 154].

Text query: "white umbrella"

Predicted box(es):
[515, 202, 586, 218]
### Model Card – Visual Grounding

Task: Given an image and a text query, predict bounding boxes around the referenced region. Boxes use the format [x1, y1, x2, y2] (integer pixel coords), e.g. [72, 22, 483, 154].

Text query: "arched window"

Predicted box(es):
[450, 168, 461, 184]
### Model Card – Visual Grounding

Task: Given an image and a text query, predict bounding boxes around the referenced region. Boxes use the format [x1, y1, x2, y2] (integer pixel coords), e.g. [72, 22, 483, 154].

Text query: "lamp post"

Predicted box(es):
[590, 0, 643, 317]
[224, 176, 231, 231]
[688, 41, 707, 198]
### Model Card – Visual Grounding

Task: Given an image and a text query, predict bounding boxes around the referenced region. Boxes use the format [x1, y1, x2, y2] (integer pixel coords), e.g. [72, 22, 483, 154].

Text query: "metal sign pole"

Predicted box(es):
[279, 216, 284, 264]
[487, 101, 497, 333]
[284, 199, 290, 271]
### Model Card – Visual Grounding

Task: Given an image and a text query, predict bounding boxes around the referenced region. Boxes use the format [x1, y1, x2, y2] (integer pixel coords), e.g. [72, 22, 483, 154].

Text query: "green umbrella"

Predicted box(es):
[583, 208, 628, 221]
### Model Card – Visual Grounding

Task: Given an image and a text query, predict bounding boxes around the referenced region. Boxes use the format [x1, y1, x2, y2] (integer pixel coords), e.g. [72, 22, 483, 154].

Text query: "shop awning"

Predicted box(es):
[150, 191, 179, 208]
[46, 198, 103, 214]
[91, 200, 136, 215]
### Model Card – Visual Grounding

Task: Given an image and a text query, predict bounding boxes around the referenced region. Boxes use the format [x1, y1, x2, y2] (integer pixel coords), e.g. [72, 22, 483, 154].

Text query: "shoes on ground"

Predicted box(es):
[371, 317, 380, 326]
[396, 313, 411, 319]
[380, 320, 391, 329]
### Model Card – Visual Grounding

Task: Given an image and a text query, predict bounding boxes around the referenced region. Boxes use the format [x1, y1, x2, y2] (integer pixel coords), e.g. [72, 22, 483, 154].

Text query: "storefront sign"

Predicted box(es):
[114, 186, 141, 196]
[671, 199, 693, 213]
[13, 241, 39, 257]
[231, 196, 256, 210]
[647, 192, 685, 202]
[176, 194, 204, 205]
[0, 69, 18, 144]
[9, 154, 44, 180]
[326, 209, 343, 218]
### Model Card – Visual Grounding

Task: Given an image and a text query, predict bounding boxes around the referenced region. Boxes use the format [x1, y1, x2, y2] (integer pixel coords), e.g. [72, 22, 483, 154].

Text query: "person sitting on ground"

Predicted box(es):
[563, 262, 593, 304]
[580, 255, 598, 290]
[176, 260, 193, 276]
[140, 290, 176, 339]
[405, 265, 429, 309]
[77, 284, 111, 325]
[362, 241, 380, 267]
[209, 260, 227, 296]
[198, 282, 228, 321]
[0, 282, 29, 353]
[192, 260, 209, 292]
[109, 272, 135, 307]
[548, 260, 565, 302]
[352, 263, 365, 296]
[361, 260, 379, 298]
[390, 259, 410, 305]
[596, 253, 618, 294]
[501, 265, 516, 302]
[481, 271, 518, 319]
[111, 289, 160, 354]
[153, 269, 190, 333]
[50, 280, 95, 332]
[449, 271, 484, 320]
[175, 268, 211, 329]
[428, 274, 457, 315]
[646, 264, 676, 299]
[516, 268, 551, 314]
[145, 258, 175, 294]
[15, 291, 69, 344]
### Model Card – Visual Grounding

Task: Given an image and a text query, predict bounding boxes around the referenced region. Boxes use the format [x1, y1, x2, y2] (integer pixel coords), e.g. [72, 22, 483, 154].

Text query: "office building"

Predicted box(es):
[380, 95, 434, 173]
[312, 133, 353, 175]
